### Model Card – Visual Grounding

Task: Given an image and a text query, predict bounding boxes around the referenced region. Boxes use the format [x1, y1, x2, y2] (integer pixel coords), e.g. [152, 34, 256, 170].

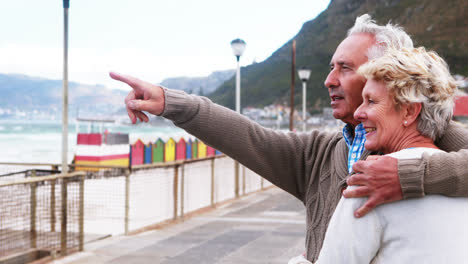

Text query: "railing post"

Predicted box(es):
[180, 163, 185, 218]
[173, 165, 179, 220]
[79, 173, 84, 251]
[210, 158, 215, 207]
[60, 177, 68, 256]
[242, 165, 246, 195]
[124, 169, 130, 235]
[261, 177, 264, 190]
[51, 179, 56, 232]
[234, 161, 239, 198]
[30, 170, 37, 249]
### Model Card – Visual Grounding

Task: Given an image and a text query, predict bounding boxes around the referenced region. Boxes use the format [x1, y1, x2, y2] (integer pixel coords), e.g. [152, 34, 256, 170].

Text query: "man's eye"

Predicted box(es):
[368, 99, 375, 104]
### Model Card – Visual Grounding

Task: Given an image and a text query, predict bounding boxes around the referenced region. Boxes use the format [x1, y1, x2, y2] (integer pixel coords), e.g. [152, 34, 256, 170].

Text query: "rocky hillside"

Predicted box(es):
[210, 0, 468, 112]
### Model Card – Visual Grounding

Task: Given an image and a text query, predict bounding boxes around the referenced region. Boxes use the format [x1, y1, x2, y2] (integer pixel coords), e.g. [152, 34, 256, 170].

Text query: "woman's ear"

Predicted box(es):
[403, 103, 422, 126]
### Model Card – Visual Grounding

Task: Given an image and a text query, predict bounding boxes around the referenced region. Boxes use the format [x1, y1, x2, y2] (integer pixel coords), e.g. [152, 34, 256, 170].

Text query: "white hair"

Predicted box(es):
[347, 14, 414, 59]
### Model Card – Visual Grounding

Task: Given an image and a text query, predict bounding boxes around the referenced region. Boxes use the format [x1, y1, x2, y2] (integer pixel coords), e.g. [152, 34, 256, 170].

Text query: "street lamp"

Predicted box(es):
[230, 38, 246, 113]
[298, 67, 311, 132]
[62, 0, 70, 174]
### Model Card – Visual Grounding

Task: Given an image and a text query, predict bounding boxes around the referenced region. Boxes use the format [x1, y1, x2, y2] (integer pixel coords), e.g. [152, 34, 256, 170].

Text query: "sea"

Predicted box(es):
[0, 118, 190, 164]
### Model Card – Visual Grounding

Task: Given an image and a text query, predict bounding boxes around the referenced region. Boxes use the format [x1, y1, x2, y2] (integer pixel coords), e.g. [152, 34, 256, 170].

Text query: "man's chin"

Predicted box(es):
[332, 110, 343, 120]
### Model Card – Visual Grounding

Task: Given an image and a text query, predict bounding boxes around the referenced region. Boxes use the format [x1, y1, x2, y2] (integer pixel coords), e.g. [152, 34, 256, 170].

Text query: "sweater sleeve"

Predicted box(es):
[398, 121, 468, 198]
[161, 88, 341, 201]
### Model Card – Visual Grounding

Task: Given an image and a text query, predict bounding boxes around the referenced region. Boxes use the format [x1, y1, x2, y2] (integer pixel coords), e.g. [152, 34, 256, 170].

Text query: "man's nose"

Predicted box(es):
[324, 70, 339, 89]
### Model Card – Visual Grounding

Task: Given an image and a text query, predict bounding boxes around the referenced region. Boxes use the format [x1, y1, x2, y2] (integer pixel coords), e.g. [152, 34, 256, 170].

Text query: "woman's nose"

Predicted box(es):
[354, 104, 366, 121]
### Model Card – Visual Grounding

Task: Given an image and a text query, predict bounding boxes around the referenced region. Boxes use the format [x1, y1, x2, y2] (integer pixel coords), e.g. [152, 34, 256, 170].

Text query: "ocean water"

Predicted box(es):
[0, 119, 190, 164]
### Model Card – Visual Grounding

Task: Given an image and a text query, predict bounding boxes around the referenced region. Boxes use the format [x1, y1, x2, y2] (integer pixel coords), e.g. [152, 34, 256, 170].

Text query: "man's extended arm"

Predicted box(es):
[110, 72, 342, 202]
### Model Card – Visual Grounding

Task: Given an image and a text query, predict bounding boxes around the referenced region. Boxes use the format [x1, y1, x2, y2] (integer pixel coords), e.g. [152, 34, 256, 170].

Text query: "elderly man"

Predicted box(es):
[110, 15, 468, 262]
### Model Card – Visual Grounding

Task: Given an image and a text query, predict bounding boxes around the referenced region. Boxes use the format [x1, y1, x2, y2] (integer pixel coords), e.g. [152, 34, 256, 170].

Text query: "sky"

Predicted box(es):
[0, 0, 330, 90]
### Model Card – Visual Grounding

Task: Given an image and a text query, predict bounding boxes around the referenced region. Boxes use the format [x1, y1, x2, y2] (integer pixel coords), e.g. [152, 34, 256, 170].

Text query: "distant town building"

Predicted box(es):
[454, 95, 468, 123]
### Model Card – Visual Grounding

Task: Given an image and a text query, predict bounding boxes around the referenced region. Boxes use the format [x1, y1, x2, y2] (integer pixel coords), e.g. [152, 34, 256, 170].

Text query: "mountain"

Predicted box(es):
[160, 70, 235, 95]
[209, 0, 468, 112]
[0, 69, 235, 119]
[0, 73, 126, 118]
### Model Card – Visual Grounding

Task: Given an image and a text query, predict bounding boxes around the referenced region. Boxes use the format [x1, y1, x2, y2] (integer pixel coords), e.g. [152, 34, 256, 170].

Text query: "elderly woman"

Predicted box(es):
[315, 47, 468, 263]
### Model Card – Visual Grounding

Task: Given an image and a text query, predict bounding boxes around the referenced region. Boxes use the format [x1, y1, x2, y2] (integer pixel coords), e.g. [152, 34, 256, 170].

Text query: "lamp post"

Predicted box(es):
[62, 0, 70, 174]
[298, 67, 311, 132]
[230, 38, 246, 198]
[230, 38, 246, 113]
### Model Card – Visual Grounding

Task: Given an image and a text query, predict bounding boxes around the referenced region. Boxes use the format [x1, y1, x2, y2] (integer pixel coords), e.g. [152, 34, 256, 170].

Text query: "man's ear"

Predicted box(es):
[403, 103, 422, 126]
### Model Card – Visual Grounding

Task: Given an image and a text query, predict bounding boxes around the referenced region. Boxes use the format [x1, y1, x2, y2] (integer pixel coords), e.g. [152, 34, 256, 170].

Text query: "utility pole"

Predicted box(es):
[289, 40, 296, 131]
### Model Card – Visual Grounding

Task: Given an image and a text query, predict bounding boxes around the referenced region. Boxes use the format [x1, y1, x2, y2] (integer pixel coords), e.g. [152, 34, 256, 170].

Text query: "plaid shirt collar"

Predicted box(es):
[343, 123, 366, 173]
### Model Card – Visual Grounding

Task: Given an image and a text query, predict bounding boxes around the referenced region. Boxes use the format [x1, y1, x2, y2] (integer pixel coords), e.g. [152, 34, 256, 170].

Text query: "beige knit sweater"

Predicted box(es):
[161, 89, 468, 261]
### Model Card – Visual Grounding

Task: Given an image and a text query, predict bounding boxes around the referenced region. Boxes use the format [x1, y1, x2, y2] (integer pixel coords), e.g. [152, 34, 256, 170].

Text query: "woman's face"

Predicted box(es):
[354, 79, 407, 154]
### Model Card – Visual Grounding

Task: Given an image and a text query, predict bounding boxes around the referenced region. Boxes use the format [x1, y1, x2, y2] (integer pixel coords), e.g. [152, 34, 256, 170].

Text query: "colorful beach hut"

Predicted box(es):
[165, 138, 176, 162]
[198, 141, 207, 158]
[176, 138, 187, 160]
[75, 132, 130, 170]
[192, 139, 199, 159]
[186, 139, 192, 159]
[131, 139, 145, 165]
[206, 145, 215, 156]
[144, 143, 152, 164]
[153, 138, 165, 163]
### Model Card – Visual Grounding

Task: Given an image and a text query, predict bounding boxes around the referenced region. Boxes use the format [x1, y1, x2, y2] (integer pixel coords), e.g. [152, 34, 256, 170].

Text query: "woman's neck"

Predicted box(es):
[385, 129, 438, 154]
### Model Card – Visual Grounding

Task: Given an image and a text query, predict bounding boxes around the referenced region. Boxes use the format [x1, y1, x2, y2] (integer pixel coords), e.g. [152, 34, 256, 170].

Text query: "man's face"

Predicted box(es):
[324, 33, 376, 126]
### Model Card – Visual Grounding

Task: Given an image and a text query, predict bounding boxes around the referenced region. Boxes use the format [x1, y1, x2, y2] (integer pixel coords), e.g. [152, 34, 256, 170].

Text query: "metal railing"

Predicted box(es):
[0, 156, 271, 260]
[0, 171, 85, 259]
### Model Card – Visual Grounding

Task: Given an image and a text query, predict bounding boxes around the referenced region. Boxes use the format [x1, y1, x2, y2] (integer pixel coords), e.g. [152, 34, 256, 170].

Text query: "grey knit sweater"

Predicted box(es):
[161, 88, 468, 261]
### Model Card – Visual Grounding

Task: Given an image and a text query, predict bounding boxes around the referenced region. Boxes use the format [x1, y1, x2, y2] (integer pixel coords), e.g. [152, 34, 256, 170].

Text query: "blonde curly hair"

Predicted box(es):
[358, 47, 458, 140]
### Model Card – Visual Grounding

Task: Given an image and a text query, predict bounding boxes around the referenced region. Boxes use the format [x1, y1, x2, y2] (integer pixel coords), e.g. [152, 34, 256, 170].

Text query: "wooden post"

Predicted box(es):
[242, 165, 246, 195]
[60, 178, 68, 256]
[173, 165, 179, 220]
[124, 169, 130, 235]
[289, 40, 296, 131]
[234, 161, 239, 198]
[51, 179, 56, 232]
[210, 158, 215, 206]
[30, 170, 37, 249]
[180, 163, 185, 218]
[78, 174, 84, 251]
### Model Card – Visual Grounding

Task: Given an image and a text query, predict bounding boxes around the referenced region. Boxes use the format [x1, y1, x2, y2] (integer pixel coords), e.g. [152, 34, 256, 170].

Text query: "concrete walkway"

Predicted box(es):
[54, 187, 306, 264]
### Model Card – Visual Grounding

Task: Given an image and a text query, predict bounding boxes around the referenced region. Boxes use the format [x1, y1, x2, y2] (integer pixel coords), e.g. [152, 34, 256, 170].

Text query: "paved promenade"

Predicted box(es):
[55, 187, 306, 264]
